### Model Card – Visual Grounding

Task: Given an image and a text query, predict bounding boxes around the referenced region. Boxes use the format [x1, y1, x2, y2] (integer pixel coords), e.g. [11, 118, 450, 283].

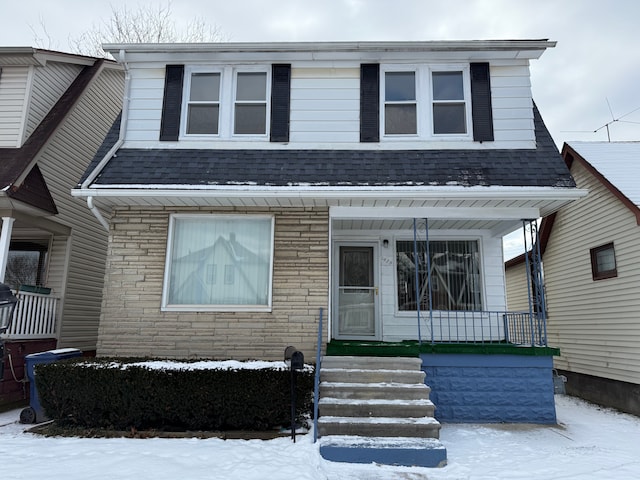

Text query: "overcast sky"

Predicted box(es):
[1, 0, 639, 147]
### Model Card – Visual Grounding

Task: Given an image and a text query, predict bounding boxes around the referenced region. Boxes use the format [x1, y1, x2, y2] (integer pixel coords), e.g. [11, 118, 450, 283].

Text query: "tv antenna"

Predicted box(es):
[595, 99, 640, 141]
[563, 99, 640, 141]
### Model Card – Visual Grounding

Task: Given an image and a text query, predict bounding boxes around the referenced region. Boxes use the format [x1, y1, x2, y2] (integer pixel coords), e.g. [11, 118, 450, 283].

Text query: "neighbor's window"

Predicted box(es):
[163, 215, 274, 310]
[384, 71, 417, 135]
[432, 71, 467, 134]
[186, 72, 221, 135]
[396, 240, 482, 311]
[590, 243, 617, 280]
[234, 72, 268, 135]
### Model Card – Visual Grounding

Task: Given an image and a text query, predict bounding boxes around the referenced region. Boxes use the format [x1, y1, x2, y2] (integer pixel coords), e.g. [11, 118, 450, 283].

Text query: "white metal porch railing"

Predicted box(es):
[0, 290, 59, 339]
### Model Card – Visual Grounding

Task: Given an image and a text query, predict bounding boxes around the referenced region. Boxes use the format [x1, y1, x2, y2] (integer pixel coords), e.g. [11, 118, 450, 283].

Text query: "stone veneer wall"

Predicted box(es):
[422, 354, 557, 423]
[96, 206, 329, 360]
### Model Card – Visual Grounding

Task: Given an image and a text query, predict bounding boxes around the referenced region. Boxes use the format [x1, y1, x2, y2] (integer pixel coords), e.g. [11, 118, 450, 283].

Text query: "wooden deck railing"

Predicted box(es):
[0, 290, 59, 339]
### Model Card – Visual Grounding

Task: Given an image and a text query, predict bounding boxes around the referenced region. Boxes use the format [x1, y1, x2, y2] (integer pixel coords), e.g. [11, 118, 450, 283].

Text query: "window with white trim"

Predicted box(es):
[381, 65, 471, 138]
[396, 239, 482, 311]
[432, 71, 467, 134]
[384, 71, 417, 135]
[186, 72, 221, 135]
[182, 67, 270, 138]
[163, 215, 274, 311]
[234, 72, 268, 134]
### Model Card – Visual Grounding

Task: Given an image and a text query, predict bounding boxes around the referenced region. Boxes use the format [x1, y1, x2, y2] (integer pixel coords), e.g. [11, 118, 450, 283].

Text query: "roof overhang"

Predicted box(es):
[104, 40, 555, 64]
[73, 184, 586, 234]
[0, 47, 97, 67]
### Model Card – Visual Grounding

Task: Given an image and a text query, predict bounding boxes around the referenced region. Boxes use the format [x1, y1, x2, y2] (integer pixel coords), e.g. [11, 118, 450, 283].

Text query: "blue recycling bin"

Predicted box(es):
[19, 348, 82, 424]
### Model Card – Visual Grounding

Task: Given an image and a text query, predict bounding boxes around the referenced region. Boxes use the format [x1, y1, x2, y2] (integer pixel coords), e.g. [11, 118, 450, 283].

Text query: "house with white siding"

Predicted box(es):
[73, 40, 584, 466]
[0, 48, 124, 404]
[508, 141, 640, 417]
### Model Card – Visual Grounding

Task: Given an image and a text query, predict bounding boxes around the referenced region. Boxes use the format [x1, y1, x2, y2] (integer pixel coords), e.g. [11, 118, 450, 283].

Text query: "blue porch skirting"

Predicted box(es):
[421, 353, 557, 424]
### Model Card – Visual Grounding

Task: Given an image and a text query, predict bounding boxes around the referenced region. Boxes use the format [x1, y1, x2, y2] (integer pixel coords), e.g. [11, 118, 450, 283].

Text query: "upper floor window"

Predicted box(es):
[384, 71, 417, 135]
[590, 243, 617, 280]
[432, 71, 466, 134]
[182, 67, 270, 138]
[380, 65, 471, 139]
[186, 72, 220, 135]
[234, 72, 267, 135]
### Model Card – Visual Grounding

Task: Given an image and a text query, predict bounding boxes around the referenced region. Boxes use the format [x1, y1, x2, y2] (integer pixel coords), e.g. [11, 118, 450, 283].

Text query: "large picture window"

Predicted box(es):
[163, 215, 274, 311]
[396, 240, 482, 311]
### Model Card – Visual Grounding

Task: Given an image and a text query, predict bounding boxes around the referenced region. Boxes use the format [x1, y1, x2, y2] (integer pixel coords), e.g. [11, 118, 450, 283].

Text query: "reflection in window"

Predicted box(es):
[165, 216, 273, 307]
[396, 240, 481, 311]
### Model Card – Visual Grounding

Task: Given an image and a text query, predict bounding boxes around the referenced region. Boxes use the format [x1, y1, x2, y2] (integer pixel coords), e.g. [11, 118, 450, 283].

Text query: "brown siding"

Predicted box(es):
[97, 206, 329, 361]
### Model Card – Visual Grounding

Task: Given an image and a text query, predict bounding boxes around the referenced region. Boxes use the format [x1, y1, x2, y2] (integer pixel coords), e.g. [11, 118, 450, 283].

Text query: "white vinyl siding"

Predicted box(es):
[289, 67, 360, 143]
[0, 66, 30, 147]
[543, 160, 640, 384]
[121, 62, 537, 149]
[489, 62, 535, 144]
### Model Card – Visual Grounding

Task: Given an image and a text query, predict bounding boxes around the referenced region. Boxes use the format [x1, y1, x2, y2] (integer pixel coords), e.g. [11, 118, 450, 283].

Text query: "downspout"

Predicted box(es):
[87, 196, 109, 232]
[82, 49, 131, 232]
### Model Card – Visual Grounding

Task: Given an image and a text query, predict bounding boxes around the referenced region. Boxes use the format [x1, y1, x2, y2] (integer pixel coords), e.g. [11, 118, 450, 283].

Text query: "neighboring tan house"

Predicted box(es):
[507, 141, 640, 417]
[0, 48, 123, 404]
[74, 40, 584, 465]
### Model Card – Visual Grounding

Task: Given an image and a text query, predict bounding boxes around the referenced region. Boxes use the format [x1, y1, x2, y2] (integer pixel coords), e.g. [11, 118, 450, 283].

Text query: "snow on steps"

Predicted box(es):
[318, 356, 447, 467]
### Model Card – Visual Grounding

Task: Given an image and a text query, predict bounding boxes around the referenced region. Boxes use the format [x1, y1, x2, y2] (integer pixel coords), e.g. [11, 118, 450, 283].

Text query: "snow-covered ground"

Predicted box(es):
[1, 395, 639, 479]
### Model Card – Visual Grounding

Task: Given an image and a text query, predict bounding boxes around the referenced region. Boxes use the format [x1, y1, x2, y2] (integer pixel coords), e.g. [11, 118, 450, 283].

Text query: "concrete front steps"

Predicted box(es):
[317, 356, 447, 468]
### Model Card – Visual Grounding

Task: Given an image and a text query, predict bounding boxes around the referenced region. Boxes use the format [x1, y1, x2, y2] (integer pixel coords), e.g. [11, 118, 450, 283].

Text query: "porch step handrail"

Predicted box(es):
[313, 307, 324, 443]
[1, 290, 59, 340]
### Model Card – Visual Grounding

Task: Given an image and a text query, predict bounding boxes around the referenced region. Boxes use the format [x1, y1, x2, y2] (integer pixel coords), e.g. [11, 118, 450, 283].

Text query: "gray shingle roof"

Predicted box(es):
[80, 104, 575, 189]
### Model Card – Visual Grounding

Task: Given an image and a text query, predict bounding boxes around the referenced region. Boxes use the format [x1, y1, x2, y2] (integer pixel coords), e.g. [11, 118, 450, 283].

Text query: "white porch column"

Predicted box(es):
[0, 217, 15, 283]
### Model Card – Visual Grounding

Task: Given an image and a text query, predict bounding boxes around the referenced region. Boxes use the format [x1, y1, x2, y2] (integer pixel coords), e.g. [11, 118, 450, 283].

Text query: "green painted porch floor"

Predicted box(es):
[325, 340, 560, 357]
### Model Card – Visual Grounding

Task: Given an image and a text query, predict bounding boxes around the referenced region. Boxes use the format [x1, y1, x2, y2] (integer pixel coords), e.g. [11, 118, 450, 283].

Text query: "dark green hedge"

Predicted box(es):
[35, 359, 315, 431]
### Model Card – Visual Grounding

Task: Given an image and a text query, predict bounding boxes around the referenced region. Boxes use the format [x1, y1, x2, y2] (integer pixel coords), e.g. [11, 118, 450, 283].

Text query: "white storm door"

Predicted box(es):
[336, 245, 379, 339]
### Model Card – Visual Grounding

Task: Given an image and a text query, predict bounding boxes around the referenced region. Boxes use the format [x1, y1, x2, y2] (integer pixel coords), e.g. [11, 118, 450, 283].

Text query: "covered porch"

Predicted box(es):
[328, 202, 550, 348]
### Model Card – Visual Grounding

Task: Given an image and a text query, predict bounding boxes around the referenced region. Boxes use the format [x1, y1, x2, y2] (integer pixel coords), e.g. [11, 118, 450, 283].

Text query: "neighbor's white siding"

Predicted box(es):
[0, 66, 30, 147]
[25, 62, 82, 141]
[505, 261, 530, 312]
[121, 61, 537, 149]
[544, 159, 640, 385]
[36, 66, 124, 351]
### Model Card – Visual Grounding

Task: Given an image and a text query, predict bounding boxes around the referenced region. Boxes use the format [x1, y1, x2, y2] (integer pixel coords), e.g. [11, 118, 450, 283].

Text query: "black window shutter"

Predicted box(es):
[270, 64, 291, 142]
[470, 62, 494, 142]
[159, 65, 185, 141]
[360, 64, 380, 142]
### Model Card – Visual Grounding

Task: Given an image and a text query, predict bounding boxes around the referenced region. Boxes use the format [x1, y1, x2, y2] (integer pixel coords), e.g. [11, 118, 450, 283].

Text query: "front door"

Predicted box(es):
[335, 244, 379, 339]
